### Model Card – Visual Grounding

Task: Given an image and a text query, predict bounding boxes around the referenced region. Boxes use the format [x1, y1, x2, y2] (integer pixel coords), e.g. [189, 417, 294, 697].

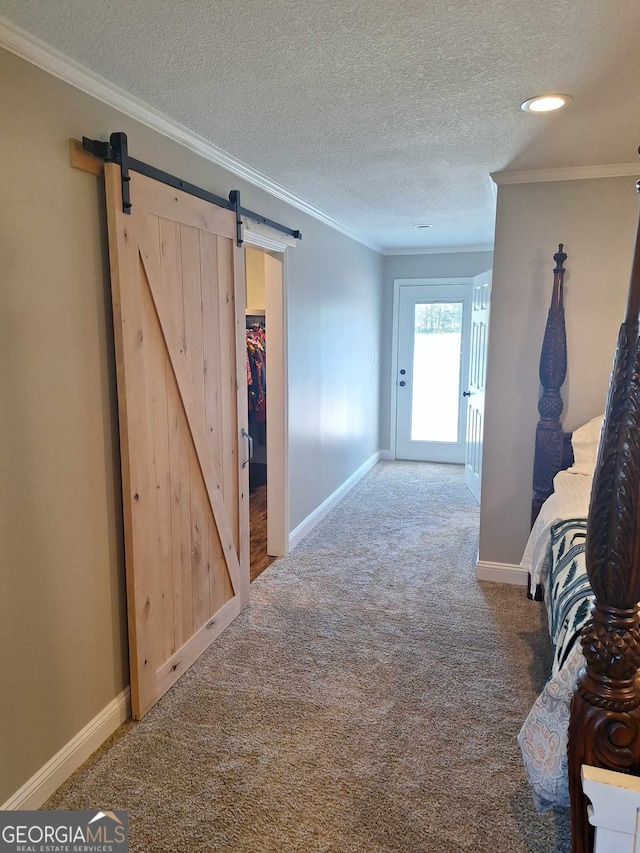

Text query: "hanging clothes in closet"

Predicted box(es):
[246, 321, 266, 488]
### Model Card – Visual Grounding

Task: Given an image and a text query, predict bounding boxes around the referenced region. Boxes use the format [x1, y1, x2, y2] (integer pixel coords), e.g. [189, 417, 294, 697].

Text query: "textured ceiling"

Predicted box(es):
[2, 0, 640, 252]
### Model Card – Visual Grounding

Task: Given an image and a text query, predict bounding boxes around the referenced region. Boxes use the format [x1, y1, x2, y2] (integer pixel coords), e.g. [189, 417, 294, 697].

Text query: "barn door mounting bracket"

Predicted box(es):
[229, 190, 243, 247]
[82, 132, 131, 214]
[110, 132, 132, 214]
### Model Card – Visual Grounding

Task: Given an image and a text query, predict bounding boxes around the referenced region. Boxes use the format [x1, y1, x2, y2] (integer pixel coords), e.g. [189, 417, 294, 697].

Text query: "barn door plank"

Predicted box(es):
[216, 237, 240, 555]
[104, 166, 159, 716]
[200, 231, 224, 493]
[231, 238, 251, 592]
[140, 269, 175, 661]
[166, 359, 194, 649]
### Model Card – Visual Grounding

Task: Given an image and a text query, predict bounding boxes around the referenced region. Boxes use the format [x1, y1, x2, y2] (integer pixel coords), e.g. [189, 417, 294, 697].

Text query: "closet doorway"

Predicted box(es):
[243, 240, 289, 581]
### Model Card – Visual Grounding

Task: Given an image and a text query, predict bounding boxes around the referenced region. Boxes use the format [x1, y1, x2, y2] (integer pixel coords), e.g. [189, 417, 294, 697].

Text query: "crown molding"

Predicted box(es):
[0, 15, 382, 253]
[383, 244, 494, 256]
[491, 163, 640, 185]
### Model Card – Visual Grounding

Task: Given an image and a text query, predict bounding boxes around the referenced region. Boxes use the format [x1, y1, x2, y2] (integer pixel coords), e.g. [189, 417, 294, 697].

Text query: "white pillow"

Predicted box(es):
[569, 414, 604, 477]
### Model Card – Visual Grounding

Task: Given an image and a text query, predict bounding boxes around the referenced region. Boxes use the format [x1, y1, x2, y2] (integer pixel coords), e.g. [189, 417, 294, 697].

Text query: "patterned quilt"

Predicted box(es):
[518, 518, 594, 812]
[546, 519, 592, 676]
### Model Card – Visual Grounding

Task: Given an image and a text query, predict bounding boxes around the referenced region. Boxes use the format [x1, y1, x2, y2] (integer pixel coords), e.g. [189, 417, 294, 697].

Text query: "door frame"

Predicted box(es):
[390, 277, 473, 461]
[243, 222, 291, 557]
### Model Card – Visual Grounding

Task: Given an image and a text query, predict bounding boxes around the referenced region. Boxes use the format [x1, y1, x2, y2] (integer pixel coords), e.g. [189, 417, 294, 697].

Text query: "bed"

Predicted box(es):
[516, 226, 640, 853]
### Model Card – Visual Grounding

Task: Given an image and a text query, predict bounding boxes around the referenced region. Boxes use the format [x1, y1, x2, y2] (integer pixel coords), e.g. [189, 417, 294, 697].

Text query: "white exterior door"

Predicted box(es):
[464, 271, 492, 501]
[395, 284, 473, 463]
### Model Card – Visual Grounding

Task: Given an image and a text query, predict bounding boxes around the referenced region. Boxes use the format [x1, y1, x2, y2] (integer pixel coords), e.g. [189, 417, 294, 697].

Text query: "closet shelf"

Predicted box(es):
[245, 307, 266, 316]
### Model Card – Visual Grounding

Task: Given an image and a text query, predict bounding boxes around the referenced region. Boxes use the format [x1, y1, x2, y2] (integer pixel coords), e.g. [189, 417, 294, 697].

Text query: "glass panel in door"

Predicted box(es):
[411, 302, 463, 443]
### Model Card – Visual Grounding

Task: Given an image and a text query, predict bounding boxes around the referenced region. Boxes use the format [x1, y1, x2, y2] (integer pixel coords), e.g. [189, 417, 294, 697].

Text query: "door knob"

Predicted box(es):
[462, 390, 471, 397]
[399, 380, 406, 387]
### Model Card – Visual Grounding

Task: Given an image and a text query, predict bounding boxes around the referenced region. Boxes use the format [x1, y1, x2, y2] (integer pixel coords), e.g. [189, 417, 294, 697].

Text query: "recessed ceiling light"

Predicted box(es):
[414, 224, 433, 229]
[521, 94, 573, 113]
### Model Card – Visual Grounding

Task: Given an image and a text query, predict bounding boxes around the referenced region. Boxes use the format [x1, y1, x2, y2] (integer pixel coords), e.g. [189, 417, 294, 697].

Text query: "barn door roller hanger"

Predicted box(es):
[82, 131, 302, 247]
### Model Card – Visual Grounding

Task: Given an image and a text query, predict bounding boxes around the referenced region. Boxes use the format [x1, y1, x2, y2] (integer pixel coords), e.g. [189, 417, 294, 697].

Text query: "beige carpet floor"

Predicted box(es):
[47, 461, 570, 852]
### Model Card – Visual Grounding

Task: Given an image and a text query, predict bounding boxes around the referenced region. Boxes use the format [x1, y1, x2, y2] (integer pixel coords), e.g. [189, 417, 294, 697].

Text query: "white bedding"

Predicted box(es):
[519, 518, 592, 812]
[521, 470, 592, 595]
[518, 417, 603, 812]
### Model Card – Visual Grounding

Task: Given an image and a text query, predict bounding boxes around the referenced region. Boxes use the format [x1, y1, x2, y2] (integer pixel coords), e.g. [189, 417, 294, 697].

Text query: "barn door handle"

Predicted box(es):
[241, 428, 253, 469]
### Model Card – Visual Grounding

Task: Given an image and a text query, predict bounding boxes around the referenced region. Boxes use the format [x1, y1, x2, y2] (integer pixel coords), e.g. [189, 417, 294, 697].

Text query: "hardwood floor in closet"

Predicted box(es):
[250, 485, 275, 582]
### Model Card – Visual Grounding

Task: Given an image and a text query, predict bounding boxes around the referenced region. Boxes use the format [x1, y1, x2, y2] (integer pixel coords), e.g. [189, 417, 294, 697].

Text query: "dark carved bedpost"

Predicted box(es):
[568, 186, 640, 853]
[531, 244, 568, 526]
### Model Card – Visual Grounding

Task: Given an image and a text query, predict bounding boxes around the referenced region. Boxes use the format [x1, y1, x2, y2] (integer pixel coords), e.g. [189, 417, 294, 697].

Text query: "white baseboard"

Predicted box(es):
[2, 688, 130, 811]
[378, 450, 395, 461]
[476, 560, 528, 586]
[289, 451, 380, 550]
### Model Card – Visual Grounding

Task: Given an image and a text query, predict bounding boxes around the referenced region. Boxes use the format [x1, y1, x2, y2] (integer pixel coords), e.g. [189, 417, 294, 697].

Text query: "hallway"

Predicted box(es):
[47, 463, 568, 851]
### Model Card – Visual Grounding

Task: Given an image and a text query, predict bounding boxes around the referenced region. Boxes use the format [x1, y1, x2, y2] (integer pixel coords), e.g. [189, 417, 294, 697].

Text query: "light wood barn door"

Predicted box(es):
[104, 163, 250, 720]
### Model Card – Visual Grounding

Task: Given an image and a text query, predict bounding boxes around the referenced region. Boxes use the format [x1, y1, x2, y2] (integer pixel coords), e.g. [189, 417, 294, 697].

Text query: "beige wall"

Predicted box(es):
[0, 48, 383, 803]
[479, 176, 639, 566]
[380, 251, 494, 451]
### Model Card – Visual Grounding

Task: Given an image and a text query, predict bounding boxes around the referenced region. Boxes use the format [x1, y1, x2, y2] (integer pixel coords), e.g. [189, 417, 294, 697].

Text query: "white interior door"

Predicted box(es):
[395, 284, 473, 462]
[464, 271, 492, 501]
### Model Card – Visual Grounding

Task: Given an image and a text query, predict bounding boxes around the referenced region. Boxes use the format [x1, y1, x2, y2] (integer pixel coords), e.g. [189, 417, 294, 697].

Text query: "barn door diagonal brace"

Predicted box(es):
[81, 131, 302, 243]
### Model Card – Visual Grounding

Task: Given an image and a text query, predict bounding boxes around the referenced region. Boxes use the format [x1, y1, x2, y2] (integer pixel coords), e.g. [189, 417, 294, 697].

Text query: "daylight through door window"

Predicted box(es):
[411, 302, 463, 443]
